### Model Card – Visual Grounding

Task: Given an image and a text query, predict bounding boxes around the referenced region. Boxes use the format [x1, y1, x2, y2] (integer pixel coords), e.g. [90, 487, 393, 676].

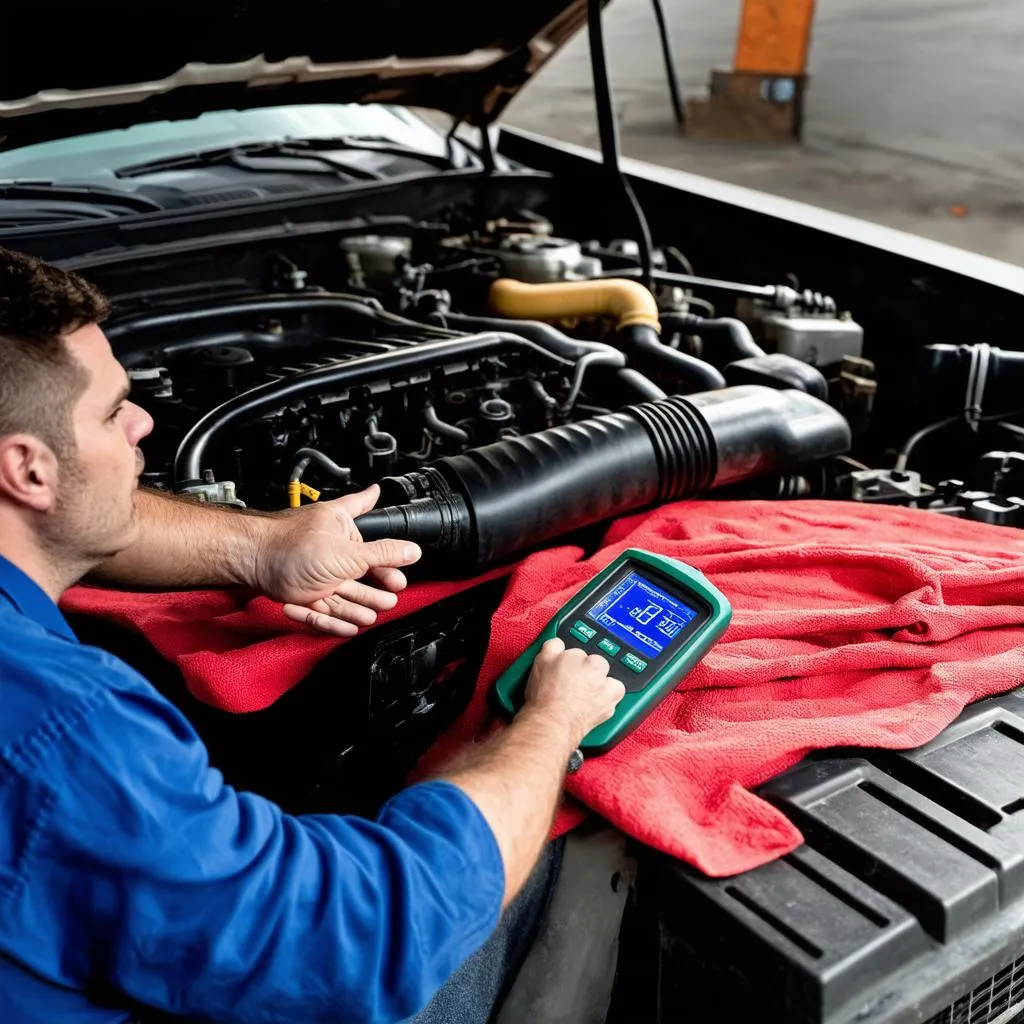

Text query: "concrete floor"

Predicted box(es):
[502, 0, 1024, 265]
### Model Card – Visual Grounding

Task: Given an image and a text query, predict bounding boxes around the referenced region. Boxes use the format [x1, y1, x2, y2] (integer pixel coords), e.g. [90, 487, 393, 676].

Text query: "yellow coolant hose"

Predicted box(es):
[488, 278, 661, 333]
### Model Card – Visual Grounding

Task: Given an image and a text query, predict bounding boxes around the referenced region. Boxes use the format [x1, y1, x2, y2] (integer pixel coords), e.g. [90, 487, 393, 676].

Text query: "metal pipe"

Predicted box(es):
[425, 310, 626, 362]
[107, 293, 455, 342]
[561, 351, 606, 414]
[600, 268, 837, 313]
[173, 332, 573, 486]
[423, 403, 470, 444]
[598, 266, 778, 301]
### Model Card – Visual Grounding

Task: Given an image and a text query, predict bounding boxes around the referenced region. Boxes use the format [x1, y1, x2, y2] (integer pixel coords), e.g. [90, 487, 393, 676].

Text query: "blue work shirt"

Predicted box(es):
[0, 555, 505, 1023]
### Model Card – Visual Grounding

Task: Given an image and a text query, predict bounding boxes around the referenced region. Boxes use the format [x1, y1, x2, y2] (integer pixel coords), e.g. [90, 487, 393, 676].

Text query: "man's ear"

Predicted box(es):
[0, 434, 60, 511]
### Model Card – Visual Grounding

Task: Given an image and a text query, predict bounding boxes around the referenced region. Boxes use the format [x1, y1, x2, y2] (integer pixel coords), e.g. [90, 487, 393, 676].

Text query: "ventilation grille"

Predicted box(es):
[182, 183, 309, 206]
[926, 954, 1024, 1024]
[184, 188, 261, 205]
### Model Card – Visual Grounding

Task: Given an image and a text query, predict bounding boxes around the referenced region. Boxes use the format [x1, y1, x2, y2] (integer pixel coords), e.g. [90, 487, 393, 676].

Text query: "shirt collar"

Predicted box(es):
[0, 555, 77, 643]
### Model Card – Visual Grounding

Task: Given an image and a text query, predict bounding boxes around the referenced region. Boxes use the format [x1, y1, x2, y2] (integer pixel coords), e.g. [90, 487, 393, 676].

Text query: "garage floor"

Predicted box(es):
[503, 0, 1024, 265]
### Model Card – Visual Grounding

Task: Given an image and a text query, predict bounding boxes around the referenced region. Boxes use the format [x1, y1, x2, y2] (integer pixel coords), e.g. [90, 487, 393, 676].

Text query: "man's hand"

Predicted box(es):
[522, 638, 626, 748]
[437, 637, 626, 907]
[252, 484, 422, 637]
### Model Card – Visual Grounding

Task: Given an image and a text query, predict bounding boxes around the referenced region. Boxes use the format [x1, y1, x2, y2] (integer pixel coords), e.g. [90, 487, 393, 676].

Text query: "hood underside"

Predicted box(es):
[0, 0, 592, 150]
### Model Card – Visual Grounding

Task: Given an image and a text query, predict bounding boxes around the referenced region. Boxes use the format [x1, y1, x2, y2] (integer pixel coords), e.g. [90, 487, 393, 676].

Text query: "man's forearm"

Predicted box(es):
[437, 708, 576, 907]
[88, 488, 274, 589]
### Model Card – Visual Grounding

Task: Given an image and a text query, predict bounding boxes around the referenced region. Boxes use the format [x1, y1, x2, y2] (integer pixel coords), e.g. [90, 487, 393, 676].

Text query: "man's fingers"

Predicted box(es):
[314, 593, 380, 627]
[285, 581, 402, 636]
[538, 637, 566, 661]
[328, 580, 400, 613]
[323, 483, 382, 523]
[365, 565, 408, 593]
[359, 538, 422, 570]
[282, 604, 360, 637]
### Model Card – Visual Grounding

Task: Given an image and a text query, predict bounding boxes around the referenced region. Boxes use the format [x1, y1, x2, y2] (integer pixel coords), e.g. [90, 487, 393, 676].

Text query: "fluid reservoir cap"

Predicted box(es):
[201, 346, 255, 367]
[479, 398, 514, 423]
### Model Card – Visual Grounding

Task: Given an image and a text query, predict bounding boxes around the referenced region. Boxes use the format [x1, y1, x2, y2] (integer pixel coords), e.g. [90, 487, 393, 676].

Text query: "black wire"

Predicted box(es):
[587, 0, 655, 294]
[684, 295, 717, 316]
[650, 0, 685, 127]
[479, 125, 496, 174]
[444, 118, 461, 167]
[895, 407, 1024, 470]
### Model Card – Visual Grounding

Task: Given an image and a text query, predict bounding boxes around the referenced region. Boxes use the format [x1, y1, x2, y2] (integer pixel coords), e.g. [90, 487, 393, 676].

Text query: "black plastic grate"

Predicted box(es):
[925, 954, 1024, 1024]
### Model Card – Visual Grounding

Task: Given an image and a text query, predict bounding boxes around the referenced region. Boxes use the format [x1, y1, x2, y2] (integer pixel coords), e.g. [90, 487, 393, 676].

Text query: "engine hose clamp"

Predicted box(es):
[964, 343, 992, 432]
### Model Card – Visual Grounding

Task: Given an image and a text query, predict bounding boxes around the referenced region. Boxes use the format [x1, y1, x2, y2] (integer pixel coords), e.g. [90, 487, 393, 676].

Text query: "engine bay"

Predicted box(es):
[103, 213, 1024, 540]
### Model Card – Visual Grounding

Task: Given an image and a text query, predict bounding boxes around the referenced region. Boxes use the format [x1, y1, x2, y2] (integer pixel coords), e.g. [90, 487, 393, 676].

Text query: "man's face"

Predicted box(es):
[44, 324, 153, 562]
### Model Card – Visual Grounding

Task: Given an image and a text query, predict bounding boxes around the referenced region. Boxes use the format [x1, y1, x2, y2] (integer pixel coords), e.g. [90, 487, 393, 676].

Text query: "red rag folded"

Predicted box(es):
[415, 499, 1024, 877]
[60, 567, 508, 711]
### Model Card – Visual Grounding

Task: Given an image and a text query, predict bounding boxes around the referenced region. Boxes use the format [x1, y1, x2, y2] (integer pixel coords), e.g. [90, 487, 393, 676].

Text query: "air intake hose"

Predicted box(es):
[355, 384, 850, 568]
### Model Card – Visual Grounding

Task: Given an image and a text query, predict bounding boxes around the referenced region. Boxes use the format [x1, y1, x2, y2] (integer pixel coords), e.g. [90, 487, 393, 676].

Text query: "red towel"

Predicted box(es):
[415, 499, 1024, 876]
[61, 500, 1024, 877]
[61, 567, 510, 711]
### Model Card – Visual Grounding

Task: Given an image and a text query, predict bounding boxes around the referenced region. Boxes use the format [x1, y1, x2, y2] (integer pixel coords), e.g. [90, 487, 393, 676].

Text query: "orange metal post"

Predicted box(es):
[733, 0, 817, 76]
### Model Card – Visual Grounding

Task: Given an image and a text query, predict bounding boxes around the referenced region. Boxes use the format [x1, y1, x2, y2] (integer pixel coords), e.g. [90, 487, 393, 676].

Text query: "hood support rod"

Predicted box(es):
[587, 0, 655, 294]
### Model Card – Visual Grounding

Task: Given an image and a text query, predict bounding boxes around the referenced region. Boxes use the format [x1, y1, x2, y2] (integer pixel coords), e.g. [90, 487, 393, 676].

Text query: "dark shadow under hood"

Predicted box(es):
[0, 0, 594, 150]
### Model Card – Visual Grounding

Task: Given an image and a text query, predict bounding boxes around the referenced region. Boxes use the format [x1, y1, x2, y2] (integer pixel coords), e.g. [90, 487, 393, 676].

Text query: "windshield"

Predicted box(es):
[0, 103, 449, 182]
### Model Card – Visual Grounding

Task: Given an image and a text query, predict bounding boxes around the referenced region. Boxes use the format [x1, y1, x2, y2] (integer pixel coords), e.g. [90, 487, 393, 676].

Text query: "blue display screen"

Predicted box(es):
[586, 571, 698, 661]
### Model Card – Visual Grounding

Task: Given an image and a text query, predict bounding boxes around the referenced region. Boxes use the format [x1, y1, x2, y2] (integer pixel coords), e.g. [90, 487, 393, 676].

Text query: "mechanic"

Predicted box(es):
[0, 246, 627, 1024]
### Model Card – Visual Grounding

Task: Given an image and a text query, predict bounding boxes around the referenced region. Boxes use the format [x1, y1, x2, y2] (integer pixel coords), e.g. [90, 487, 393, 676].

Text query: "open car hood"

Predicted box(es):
[0, 0, 592, 151]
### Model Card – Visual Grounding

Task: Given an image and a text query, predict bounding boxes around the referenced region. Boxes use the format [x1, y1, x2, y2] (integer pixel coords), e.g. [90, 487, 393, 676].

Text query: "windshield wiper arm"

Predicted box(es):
[0, 181, 163, 213]
[116, 141, 383, 181]
[115, 136, 454, 179]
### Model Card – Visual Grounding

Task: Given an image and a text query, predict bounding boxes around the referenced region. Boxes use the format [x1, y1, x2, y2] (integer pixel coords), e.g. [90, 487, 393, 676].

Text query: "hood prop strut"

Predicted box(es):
[587, 0, 655, 294]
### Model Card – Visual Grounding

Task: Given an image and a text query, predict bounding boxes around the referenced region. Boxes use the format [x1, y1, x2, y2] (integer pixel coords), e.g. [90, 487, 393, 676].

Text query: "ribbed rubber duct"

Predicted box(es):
[355, 384, 851, 568]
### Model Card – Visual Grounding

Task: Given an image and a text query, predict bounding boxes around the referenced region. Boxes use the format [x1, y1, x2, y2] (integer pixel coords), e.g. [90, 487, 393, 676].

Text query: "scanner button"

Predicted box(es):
[621, 653, 648, 673]
[597, 637, 621, 656]
[571, 620, 597, 641]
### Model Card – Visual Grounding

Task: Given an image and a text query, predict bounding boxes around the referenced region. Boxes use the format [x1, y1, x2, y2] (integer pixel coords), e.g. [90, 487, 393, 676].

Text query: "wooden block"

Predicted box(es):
[683, 69, 807, 143]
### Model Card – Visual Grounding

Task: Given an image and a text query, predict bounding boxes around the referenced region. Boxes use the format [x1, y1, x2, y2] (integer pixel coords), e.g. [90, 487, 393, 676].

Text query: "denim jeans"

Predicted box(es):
[405, 838, 566, 1024]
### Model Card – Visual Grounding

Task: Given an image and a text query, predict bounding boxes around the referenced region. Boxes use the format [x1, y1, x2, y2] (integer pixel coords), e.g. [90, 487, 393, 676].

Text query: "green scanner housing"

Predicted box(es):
[491, 548, 732, 756]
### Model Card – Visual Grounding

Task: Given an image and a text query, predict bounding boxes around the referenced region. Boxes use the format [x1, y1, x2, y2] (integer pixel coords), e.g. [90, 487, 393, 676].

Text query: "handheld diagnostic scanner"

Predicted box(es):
[491, 548, 732, 767]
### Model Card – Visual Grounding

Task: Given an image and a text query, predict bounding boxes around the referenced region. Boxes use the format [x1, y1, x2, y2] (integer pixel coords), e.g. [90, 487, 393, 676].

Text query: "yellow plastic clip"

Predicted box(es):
[288, 480, 321, 507]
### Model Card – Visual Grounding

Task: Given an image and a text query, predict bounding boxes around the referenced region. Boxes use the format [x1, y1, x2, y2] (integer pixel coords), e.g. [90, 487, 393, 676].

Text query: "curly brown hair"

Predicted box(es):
[0, 247, 110, 456]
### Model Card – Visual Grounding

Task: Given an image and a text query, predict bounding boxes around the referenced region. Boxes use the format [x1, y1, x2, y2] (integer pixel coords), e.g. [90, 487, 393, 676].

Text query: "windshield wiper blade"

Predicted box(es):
[0, 181, 163, 212]
[278, 135, 457, 169]
[115, 136, 454, 180]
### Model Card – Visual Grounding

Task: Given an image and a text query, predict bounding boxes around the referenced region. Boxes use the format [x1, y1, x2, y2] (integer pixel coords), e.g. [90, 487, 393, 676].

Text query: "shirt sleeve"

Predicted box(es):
[17, 678, 505, 1024]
